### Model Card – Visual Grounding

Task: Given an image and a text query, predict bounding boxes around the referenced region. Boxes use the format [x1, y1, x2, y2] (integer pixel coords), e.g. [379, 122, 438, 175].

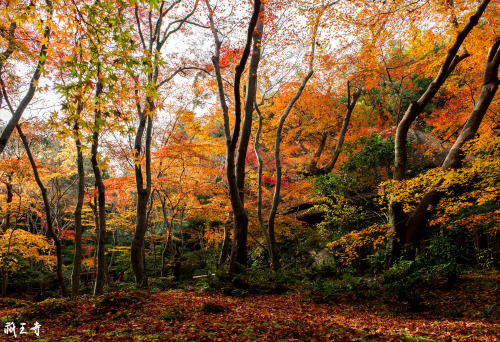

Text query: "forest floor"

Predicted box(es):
[0, 270, 498, 341]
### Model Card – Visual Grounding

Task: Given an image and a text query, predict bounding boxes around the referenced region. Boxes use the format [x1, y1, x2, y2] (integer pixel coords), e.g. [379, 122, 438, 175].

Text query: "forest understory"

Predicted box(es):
[0, 269, 498, 341]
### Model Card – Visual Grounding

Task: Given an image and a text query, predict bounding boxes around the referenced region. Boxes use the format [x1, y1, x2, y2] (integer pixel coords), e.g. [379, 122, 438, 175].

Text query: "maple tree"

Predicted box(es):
[0, 0, 55, 153]
[1, 6, 500, 338]
[387, 0, 494, 260]
[206, 0, 263, 274]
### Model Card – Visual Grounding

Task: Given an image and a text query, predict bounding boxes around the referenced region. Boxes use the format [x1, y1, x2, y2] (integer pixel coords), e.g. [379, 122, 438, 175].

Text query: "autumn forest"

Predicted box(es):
[0, 0, 499, 340]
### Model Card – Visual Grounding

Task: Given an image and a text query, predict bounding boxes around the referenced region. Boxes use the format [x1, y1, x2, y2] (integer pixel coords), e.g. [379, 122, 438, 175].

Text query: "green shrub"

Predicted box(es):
[149, 276, 177, 291]
[383, 237, 468, 310]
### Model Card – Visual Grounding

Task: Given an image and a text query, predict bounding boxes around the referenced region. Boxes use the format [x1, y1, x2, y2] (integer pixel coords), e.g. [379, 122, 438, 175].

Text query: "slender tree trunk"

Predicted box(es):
[305, 83, 362, 176]
[0, 177, 14, 294]
[161, 238, 170, 277]
[91, 74, 107, 296]
[160, 198, 172, 276]
[131, 104, 153, 287]
[265, 4, 331, 270]
[1, 229, 16, 297]
[0, 175, 13, 233]
[16, 125, 68, 297]
[387, 0, 491, 261]
[218, 213, 232, 267]
[108, 229, 117, 270]
[0, 0, 53, 154]
[71, 110, 85, 298]
[254, 103, 274, 267]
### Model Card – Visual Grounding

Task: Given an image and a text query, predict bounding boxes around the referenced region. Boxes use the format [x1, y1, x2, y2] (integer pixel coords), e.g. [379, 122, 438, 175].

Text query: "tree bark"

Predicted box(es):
[403, 37, 500, 243]
[218, 213, 232, 267]
[131, 101, 153, 287]
[387, 0, 491, 261]
[130, 0, 198, 285]
[71, 107, 85, 298]
[16, 125, 68, 297]
[254, 102, 280, 269]
[91, 74, 107, 296]
[0, 174, 13, 233]
[305, 83, 363, 176]
[206, 0, 262, 274]
[1, 229, 16, 297]
[265, 3, 332, 270]
[0, 1, 53, 154]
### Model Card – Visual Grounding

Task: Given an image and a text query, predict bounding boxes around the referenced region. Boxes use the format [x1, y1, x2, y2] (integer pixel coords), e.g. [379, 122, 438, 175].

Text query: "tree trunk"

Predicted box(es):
[91, 75, 107, 296]
[131, 105, 153, 287]
[305, 83, 363, 176]
[0, 175, 13, 233]
[71, 111, 85, 298]
[403, 37, 500, 243]
[206, 0, 262, 274]
[218, 213, 232, 267]
[108, 229, 117, 270]
[229, 2, 263, 273]
[265, 3, 331, 270]
[0, 0, 53, 154]
[387, 0, 491, 261]
[1, 229, 16, 297]
[16, 125, 68, 297]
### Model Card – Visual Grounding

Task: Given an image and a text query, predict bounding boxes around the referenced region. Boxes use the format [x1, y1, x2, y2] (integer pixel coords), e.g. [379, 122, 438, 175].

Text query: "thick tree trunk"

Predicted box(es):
[71, 111, 85, 298]
[229, 2, 263, 273]
[17, 125, 68, 297]
[206, 0, 262, 274]
[403, 38, 500, 243]
[387, 0, 491, 261]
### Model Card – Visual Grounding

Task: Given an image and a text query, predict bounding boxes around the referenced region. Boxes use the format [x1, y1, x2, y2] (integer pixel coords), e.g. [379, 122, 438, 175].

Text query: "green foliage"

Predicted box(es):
[149, 276, 177, 291]
[196, 268, 231, 293]
[477, 248, 495, 269]
[9, 268, 62, 294]
[114, 253, 133, 282]
[341, 134, 395, 191]
[316, 197, 380, 234]
[0, 298, 29, 309]
[383, 237, 468, 309]
[182, 249, 219, 280]
[303, 277, 344, 303]
[158, 307, 184, 321]
[314, 134, 399, 198]
[302, 270, 381, 303]
[418, 236, 467, 282]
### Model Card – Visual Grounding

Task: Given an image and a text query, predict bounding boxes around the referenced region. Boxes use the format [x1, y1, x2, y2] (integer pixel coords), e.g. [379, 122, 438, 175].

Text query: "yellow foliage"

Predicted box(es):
[82, 257, 96, 271]
[326, 223, 389, 267]
[380, 136, 500, 234]
[0, 229, 56, 273]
